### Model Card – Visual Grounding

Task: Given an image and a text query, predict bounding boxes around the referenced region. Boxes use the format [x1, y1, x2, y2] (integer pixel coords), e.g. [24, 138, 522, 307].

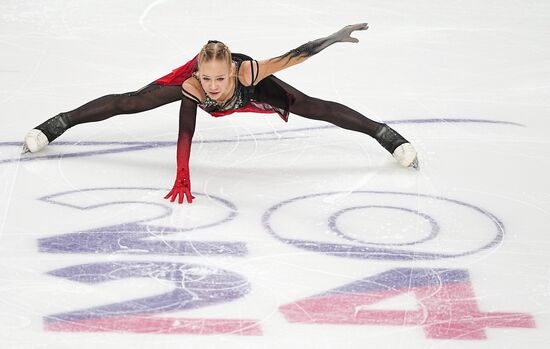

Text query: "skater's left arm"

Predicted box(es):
[241, 23, 368, 86]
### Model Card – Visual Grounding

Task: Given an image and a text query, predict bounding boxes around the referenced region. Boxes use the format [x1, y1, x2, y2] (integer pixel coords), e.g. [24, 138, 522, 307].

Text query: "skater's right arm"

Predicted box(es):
[164, 95, 197, 204]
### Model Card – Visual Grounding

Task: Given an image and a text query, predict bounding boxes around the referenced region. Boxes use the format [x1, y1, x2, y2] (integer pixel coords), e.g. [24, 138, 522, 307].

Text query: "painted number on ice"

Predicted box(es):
[45, 266, 535, 339]
[280, 268, 535, 339]
[44, 261, 261, 335]
[38, 188, 535, 339]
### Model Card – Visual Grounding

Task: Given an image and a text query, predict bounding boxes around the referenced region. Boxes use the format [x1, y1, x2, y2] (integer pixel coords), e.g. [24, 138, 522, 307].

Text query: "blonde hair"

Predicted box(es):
[198, 40, 232, 70]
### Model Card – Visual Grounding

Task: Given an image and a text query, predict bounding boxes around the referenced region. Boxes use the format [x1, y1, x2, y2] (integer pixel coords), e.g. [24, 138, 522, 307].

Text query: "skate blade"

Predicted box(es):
[21, 143, 30, 154]
[410, 156, 419, 170]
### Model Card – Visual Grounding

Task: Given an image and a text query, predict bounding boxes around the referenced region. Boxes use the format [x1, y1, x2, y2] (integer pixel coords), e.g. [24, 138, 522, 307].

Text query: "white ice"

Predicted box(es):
[1, 1, 550, 348]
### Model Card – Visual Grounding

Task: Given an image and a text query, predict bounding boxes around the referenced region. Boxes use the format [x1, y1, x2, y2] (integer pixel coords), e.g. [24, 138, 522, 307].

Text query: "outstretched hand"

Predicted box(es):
[332, 23, 369, 43]
[164, 169, 194, 204]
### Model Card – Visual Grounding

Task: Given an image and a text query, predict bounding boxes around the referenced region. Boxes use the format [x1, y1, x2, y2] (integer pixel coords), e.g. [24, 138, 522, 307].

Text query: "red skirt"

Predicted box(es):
[155, 55, 199, 86]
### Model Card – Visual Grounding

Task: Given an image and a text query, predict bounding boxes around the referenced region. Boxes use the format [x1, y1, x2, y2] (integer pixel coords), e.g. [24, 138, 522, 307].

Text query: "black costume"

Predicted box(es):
[34, 52, 402, 150]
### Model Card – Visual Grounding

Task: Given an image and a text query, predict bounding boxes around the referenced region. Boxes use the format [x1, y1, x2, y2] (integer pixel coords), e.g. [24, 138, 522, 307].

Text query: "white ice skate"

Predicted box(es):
[22, 129, 49, 153]
[22, 113, 72, 154]
[392, 143, 419, 169]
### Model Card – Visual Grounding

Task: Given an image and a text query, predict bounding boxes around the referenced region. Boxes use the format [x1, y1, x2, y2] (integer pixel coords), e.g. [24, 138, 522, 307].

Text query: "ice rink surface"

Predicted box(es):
[1, 0, 550, 348]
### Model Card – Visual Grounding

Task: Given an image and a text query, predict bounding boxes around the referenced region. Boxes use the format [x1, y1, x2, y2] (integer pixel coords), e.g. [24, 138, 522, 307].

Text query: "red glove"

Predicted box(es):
[164, 167, 194, 204]
[165, 96, 197, 204]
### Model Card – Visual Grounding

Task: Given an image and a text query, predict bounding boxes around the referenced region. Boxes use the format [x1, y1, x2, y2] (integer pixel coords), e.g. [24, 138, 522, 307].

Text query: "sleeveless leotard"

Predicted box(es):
[155, 53, 292, 121]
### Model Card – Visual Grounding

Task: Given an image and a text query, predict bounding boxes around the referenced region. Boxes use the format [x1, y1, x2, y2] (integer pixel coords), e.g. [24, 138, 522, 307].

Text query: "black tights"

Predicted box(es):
[266, 76, 382, 137]
[54, 79, 382, 140]
[65, 83, 183, 126]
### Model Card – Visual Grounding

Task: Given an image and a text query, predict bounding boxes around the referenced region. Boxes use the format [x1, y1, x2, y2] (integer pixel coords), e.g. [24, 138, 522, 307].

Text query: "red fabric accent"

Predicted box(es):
[155, 55, 199, 86]
[205, 102, 289, 122]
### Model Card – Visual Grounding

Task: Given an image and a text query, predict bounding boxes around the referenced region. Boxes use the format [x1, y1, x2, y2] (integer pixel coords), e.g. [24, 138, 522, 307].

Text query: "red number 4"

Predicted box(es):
[279, 268, 535, 340]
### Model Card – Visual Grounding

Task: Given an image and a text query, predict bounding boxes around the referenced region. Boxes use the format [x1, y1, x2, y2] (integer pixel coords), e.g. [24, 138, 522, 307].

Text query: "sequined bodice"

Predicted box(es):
[198, 59, 254, 113]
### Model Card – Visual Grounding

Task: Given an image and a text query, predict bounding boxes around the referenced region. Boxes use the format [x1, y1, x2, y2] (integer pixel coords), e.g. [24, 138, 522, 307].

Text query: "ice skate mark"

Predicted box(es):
[0, 118, 525, 165]
[138, 0, 180, 48]
[389, 118, 524, 126]
[240, 118, 525, 135]
[1, 142, 168, 165]
[139, 0, 170, 32]
[1, 137, 302, 165]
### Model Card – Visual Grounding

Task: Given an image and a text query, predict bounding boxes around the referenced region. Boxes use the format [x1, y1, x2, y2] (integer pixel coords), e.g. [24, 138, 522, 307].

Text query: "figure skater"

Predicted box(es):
[23, 23, 418, 204]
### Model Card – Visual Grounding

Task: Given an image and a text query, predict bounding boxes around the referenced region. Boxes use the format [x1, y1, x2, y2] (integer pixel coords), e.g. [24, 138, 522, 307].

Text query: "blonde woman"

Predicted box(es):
[23, 23, 418, 204]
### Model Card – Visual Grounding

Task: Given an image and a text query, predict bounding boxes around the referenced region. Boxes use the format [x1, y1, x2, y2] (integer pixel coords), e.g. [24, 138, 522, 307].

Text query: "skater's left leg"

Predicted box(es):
[258, 76, 418, 168]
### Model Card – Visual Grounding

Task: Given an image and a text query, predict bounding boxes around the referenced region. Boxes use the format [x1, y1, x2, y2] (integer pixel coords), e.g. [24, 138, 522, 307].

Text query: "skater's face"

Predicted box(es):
[198, 59, 233, 102]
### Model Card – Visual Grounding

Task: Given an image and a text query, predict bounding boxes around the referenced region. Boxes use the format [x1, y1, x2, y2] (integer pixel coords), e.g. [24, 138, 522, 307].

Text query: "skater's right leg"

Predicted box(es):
[23, 83, 182, 153]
